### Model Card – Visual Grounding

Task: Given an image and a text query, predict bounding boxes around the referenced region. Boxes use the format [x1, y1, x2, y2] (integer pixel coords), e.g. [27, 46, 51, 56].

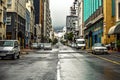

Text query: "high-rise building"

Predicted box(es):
[77, 0, 84, 38]
[6, 0, 26, 48]
[33, 0, 41, 42]
[40, 0, 52, 43]
[26, 0, 35, 43]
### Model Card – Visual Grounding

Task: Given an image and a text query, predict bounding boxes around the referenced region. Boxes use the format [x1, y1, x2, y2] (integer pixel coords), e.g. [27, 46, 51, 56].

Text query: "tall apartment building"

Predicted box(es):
[6, 0, 26, 48]
[40, 0, 52, 43]
[40, 0, 44, 42]
[33, 0, 41, 42]
[84, 0, 116, 49]
[77, 0, 84, 38]
[0, 0, 7, 40]
[66, 15, 77, 33]
[66, 0, 79, 40]
[25, 8, 30, 48]
[26, 0, 35, 43]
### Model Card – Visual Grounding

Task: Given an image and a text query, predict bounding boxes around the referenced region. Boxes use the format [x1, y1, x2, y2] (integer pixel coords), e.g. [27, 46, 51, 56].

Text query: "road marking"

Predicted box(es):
[90, 54, 120, 65]
[57, 61, 60, 80]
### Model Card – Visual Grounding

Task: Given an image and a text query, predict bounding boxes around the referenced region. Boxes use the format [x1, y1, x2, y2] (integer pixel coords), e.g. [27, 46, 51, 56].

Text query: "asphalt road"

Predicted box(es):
[0, 44, 120, 80]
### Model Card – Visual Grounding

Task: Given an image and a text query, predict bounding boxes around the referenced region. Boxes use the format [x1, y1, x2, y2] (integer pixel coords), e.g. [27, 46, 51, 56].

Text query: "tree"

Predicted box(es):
[52, 38, 58, 44]
[65, 32, 73, 41]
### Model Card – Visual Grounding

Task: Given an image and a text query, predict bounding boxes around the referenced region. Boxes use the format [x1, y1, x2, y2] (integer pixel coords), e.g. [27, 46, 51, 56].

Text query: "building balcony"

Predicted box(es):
[85, 6, 103, 27]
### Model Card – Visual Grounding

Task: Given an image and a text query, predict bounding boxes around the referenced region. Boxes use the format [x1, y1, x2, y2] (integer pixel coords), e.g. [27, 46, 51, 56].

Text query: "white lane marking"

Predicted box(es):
[57, 61, 61, 80]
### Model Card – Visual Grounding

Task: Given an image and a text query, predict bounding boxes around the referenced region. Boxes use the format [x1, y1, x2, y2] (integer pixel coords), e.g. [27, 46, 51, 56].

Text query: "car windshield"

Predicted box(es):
[94, 43, 105, 47]
[0, 41, 14, 47]
[77, 41, 85, 44]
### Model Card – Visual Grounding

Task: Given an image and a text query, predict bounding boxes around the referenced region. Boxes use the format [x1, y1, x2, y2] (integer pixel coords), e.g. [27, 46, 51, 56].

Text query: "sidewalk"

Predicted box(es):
[20, 48, 34, 54]
[108, 50, 120, 54]
[86, 49, 120, 54]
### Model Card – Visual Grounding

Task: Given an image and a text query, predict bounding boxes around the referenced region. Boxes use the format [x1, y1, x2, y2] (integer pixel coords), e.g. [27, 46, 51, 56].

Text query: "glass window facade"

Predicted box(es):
[84, 0, 103, 21]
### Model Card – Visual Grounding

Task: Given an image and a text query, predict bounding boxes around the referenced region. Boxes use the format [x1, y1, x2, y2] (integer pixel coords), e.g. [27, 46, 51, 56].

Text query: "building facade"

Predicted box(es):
[6, 0, 26, 48]
[33, 0, 41, 43]
[77, 0, 84, 37]
[66, 15, 78, 33]
[44, 0, 52, 42]
[0, 0, 7, 40]
[26, 0, 35, 43]
[84, 0, 116, 49]
[40, 0, 44, 42]
[108, 0, 120, 50]
[25, 8, 30, 48]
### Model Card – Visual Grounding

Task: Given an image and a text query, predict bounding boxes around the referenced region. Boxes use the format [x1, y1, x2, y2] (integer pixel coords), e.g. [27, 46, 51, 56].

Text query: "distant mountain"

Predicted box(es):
[53, 26, 64, 33]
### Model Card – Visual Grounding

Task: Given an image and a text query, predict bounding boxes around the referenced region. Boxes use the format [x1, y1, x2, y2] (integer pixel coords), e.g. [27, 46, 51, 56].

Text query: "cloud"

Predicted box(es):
[50, 0, 74, 27]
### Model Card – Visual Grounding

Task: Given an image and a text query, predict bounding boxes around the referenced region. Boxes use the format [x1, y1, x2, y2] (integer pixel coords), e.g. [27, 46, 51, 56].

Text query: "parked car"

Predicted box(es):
[38, 43, 44, 49]
[0, 40, 20, 59]
[71, 43, 76, 48]
[31, 43, 38, 49]
[44, 43, 52, 50]
[92, 43, 108, 54]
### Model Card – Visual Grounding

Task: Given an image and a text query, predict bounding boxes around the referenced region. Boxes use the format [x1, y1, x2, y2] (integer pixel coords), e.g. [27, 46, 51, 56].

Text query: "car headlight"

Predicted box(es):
[104, 49, 108, 51]
[8, 50, 14, 54]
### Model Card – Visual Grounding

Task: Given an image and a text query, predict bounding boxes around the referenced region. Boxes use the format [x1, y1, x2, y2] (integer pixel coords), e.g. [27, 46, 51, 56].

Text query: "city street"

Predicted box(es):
[0, 44, 120, 80]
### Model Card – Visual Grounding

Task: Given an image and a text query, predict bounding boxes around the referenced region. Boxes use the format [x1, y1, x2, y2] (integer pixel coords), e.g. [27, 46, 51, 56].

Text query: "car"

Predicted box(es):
[31, 43, 38, 49]
[92, 43, 108, 54]
[0, 40, 20, 59]
[44, 43, 52, 50]
[38, 43, 44, 49]
[71, 43, 76, 48]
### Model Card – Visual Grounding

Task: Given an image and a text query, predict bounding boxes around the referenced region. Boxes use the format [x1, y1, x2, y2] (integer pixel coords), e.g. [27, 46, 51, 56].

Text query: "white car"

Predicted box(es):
[31, 43, 38, 49]
[92, 43, 108, 54]
[44, 43, 52, 50]
[0, 40, 20, 59]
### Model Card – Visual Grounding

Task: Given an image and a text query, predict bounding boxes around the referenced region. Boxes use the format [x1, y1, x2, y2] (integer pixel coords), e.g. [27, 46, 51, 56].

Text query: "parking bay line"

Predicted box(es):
[90, 54, 120, 65]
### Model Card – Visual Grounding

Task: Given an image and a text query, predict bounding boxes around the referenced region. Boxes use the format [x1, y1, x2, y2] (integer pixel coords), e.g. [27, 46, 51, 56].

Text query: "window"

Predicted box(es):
[6, 16, 11, 25]
[112, 0, 115, 16]
[7, 0, 12, 9]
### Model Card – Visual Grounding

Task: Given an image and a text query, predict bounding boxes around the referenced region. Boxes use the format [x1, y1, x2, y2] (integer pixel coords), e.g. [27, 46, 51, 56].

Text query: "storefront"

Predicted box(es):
[108, 23, 120, 51]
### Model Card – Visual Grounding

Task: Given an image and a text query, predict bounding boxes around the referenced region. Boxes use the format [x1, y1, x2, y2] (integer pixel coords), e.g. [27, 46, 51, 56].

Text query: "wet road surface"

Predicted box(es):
[57, 45, 120, 80]
[0, 44, 120, 80]
[0, 49, 58, 80]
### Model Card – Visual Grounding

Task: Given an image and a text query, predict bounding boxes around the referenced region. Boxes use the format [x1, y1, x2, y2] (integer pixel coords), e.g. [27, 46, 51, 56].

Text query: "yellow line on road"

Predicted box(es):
[90, 53, 120, 65]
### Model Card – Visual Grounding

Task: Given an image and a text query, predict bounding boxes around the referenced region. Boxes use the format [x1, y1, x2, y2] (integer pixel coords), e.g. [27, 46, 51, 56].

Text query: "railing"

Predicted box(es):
[85, 6, 103, 27]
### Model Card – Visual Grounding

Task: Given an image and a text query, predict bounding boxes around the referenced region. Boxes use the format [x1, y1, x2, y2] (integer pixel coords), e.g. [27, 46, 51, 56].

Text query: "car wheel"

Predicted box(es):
[93, 51, 96, 54]
[1, 57, 4, 60]
[17, 52, 20, 59]
[92, 51, 94, 54]
[12, 53, 17, 60]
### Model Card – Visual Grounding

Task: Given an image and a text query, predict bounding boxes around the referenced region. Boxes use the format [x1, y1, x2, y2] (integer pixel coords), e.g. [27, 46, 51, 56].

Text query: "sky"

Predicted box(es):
[50, 0, 74, 28]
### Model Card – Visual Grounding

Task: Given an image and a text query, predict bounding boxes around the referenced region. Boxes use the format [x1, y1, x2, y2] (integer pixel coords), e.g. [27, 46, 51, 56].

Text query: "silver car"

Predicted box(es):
[44, 43, 52, 50]
[92, 43, 108, 54]
[31, 43, 38, 49]
[0, 40, 20, 59]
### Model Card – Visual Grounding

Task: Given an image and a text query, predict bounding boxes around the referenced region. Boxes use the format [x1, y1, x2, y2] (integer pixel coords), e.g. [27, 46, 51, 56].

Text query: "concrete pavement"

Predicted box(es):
[20, 48, 34, 54]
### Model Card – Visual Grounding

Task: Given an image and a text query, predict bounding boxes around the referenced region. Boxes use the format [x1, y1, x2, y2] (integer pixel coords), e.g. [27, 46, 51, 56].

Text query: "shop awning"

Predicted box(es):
[108, 23, 120, 35]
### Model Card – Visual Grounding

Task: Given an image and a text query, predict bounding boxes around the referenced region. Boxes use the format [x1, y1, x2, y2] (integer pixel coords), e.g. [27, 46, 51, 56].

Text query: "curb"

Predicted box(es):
[20, 51, 29, 55]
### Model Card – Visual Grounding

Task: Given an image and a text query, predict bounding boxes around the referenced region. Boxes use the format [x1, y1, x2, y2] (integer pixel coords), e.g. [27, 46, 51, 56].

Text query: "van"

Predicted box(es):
[76, 38, 86, 49]
[0, 40, 20, 59]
